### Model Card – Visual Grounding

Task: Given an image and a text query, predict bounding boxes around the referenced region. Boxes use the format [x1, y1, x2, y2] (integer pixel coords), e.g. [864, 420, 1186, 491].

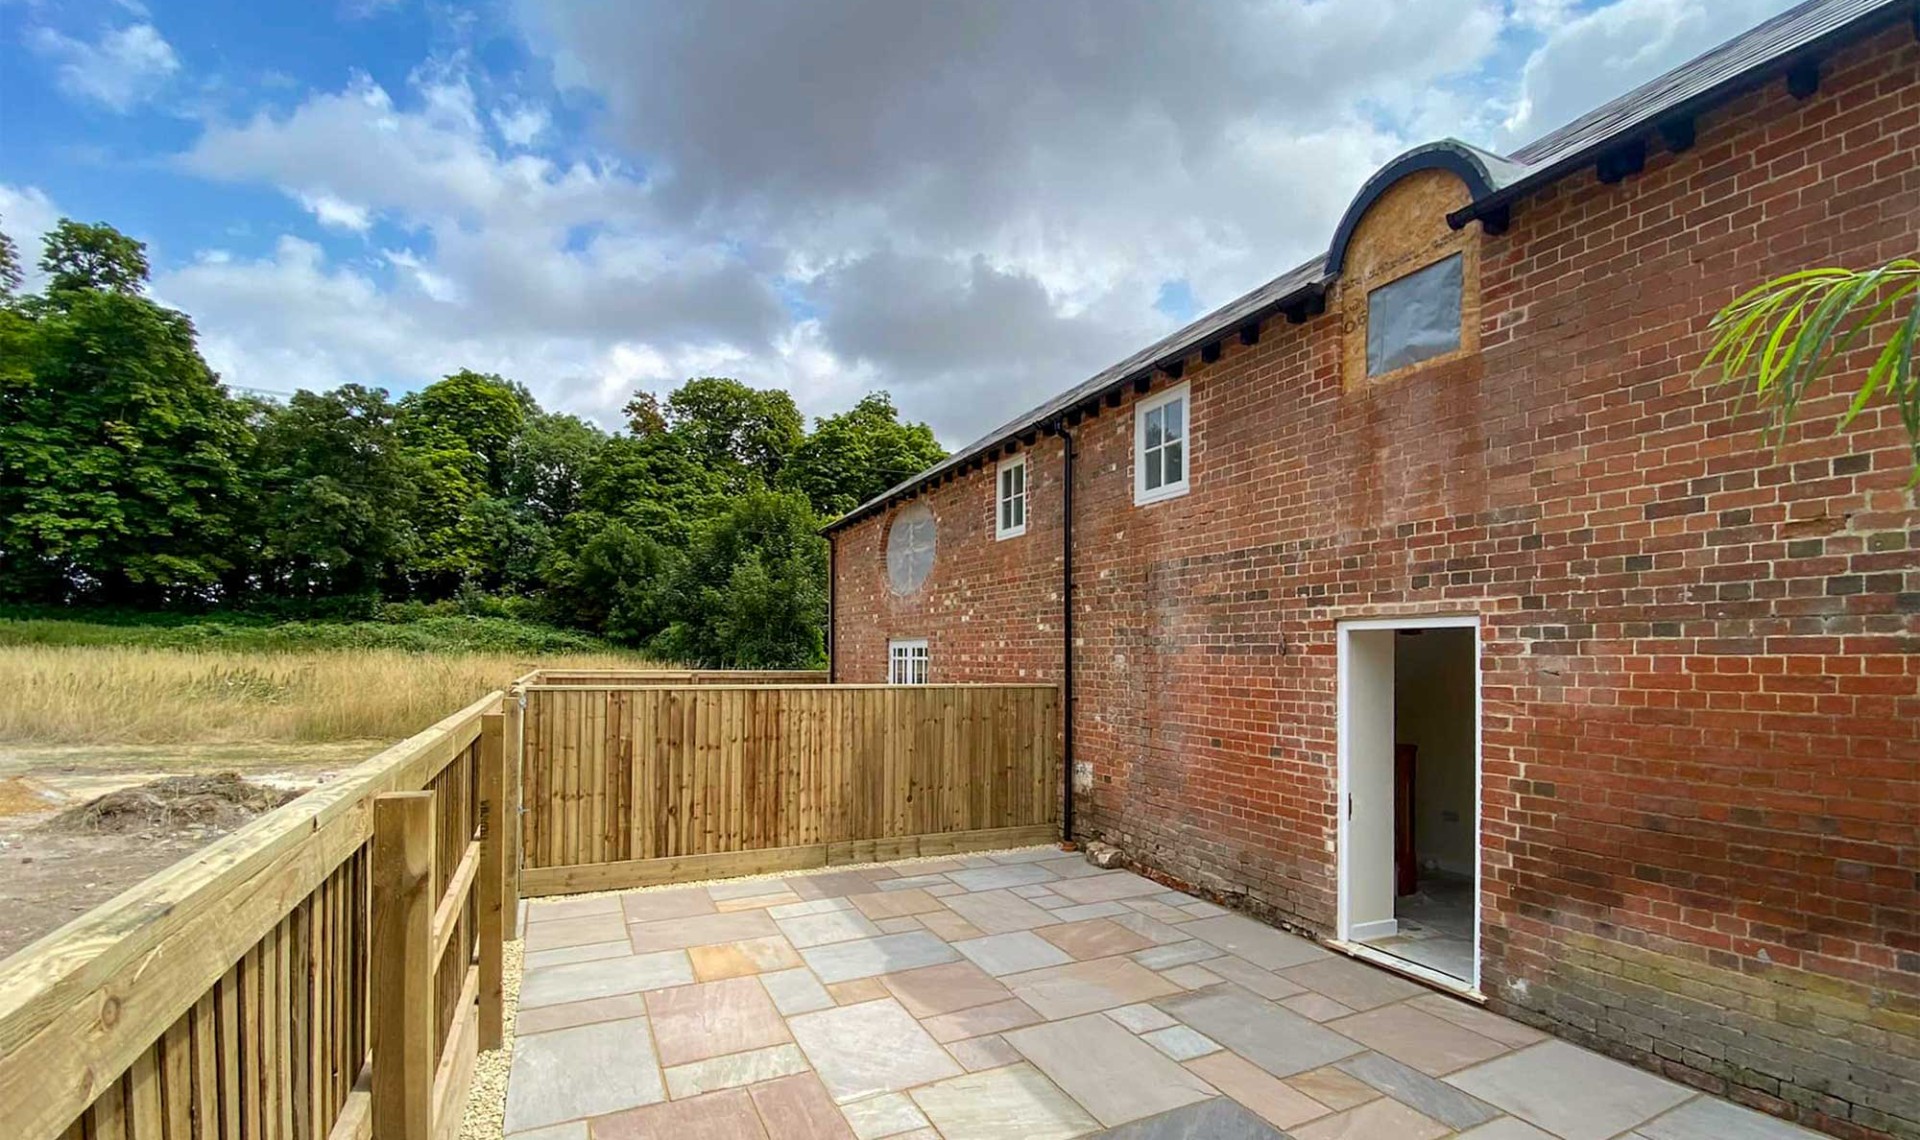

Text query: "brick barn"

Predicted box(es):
[821, 2, 1920, 1136]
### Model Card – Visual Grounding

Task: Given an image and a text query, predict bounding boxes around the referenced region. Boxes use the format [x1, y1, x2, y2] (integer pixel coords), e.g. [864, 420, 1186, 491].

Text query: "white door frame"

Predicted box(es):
[1335, 613, 1482, 993]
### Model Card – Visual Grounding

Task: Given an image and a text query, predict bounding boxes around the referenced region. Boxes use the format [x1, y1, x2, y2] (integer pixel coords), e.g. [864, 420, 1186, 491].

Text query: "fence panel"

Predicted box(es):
[1, 693, 508, 1140]
[517, 684, 1059, 895]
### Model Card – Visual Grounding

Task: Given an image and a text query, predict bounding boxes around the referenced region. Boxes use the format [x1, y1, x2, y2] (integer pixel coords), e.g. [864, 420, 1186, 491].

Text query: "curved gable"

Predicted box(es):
[1326, 140, 1520, 277]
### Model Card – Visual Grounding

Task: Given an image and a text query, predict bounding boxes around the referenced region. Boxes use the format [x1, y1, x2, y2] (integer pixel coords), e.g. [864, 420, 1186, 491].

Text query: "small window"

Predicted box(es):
[888, 639, 929, 684]
[1134, 382, 1190, 505]
[996, 454, 1027, 539]
[1366, 253, 1463, 375]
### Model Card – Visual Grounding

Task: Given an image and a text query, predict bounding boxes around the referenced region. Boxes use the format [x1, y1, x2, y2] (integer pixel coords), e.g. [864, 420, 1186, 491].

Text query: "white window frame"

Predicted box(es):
[1133, 381, 1191, 506]
[995, 453, 1028, 540]
[888, 638, 929, 685]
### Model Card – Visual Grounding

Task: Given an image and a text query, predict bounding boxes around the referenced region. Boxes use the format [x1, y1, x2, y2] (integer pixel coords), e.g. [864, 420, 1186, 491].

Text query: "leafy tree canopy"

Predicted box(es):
[40, 219, 151, 297]
[0, 213, 956, 665]
[781, 392, 946, 518]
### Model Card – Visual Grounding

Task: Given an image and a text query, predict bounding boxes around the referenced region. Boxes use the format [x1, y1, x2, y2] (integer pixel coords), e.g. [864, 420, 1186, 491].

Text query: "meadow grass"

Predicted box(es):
[0, 644, 647, 745]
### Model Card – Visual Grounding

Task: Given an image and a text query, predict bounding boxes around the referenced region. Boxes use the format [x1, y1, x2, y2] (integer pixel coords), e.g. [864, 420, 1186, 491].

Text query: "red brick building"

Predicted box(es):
[824, 3, 1919, 1136]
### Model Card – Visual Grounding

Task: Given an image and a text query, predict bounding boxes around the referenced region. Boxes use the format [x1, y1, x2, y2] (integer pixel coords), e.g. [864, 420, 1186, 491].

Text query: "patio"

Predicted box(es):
[501, 849, 1820, 1140]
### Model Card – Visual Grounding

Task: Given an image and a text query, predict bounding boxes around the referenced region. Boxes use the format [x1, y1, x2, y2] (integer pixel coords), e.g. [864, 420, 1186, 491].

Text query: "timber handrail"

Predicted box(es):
[0, 689, 512, 1140]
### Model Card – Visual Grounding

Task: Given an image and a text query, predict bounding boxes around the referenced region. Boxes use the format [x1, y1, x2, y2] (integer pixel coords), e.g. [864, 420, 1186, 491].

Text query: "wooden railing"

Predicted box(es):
[514, 682, 1061, 896]
[0, 692, 512, 1140]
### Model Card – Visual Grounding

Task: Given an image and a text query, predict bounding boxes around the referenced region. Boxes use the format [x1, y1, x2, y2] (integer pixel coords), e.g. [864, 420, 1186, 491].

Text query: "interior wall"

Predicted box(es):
[1393, 628, 1475, 878]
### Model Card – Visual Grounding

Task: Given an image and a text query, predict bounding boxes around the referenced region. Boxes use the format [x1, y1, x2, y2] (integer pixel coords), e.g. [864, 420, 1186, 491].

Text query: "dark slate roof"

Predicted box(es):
[823, 0, 1910, 534]
[1449, 0, 1912, 226]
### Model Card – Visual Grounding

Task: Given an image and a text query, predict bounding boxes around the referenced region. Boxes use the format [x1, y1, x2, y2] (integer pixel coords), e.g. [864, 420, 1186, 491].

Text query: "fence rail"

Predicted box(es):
[0, 692, 511, 1140]
[515, 681, 1060, 895]
[529, 669, 828, 687]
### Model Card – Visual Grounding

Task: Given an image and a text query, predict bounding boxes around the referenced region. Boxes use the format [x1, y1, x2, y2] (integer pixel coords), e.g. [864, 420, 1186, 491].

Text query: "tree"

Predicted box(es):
[505, 411, 605, 528]
[39, 219, 150, 296]
[780, 392, 946, 517]
[654, 377, 804, 491]
[0, 225, 249, 603]
[0, 221, 21, 300]
[250, 385, 419, 598]
[579, 431, 727, 549]
[394, 370, 537, 595]
[398, 369, 532, 494]
[538, 514, 679, 644]
[651, 489, 827, 667]
[1703, 259, 1919, 478]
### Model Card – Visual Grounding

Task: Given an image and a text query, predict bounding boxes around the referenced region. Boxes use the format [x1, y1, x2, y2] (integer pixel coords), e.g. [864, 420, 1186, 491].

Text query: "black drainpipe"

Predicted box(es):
[1056, 422, 1076, 848]
[826, 533, 837, 683]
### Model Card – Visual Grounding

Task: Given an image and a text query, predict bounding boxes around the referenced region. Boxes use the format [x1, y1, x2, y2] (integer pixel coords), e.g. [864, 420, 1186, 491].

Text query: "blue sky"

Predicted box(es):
[1, 0, 1798, 443]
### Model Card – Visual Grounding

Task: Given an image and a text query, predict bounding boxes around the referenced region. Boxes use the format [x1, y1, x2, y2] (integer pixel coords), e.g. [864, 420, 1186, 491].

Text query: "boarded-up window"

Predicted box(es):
[1366, 253, 1463, 375]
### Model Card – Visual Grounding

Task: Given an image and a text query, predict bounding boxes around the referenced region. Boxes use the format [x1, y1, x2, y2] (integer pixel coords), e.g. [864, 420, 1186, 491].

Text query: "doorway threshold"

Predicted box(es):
[1326, 938, 1485, 1003]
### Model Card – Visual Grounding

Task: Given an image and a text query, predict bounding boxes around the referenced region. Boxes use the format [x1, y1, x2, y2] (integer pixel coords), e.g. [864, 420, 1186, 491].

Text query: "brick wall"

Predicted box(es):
[829, 25, 1920, 1138]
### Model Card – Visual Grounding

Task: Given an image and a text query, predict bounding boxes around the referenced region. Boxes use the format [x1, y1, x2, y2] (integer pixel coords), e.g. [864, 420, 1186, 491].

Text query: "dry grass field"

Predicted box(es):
[0, 644, 640, 745]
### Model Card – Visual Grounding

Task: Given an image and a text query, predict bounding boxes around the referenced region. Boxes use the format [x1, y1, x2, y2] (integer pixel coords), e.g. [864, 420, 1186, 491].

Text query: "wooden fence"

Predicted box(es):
[0, 693, 513, 1140]
[515, 682, 1060, 895]
[528, 669, 828, 687]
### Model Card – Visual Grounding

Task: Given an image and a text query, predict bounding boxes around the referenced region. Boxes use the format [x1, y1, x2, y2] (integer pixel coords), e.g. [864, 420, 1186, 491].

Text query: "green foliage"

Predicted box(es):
[0, 222, 21, 299]
[1704, 259, 1920, 479]
[781, 392, 948, 517]
[0, 611, 616, 654]
[506, 411, 605, 528]
[651, 490, 828, 668]
[0, 227, 250, 603]
[39, 219, 151, 296]
[0, 213, 952, 666]
[641, 376, 805, 491]
[251, 385, 419, 597]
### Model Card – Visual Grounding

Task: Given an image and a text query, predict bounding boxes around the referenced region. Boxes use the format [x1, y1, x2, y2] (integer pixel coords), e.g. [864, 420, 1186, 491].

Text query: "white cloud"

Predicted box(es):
[27, 21, 179, 111]
[296, 191, 373, 233]
[492, 102, 550, 148]
[1500, 0, 1800, 146]
[0, 184, 62, 293]
[145, 0, 1803, 448]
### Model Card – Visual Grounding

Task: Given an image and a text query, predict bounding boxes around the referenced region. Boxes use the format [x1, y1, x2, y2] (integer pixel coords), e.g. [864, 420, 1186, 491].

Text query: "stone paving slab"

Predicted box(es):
[503, 1017, 666, 1132]
[501, 847, 1832, 1140]
[1005, 1012, 1218, 1126]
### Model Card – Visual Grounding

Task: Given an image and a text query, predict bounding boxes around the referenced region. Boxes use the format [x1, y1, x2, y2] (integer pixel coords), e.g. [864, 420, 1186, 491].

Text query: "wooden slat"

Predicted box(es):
[477, 712, 506, 1051]
[427, 841, 482, 966]
[371, 794, 434, 1140]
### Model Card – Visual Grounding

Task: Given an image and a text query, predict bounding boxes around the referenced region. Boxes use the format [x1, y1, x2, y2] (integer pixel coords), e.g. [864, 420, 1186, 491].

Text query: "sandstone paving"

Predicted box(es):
[501, 849, 1829, 1140]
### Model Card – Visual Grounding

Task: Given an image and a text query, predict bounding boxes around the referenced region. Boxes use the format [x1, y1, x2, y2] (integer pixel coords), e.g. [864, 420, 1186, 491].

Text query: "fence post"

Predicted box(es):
[478, 710, 506, 1050]
[503, 688, 524, 935]
[372, 791, 434, 1140]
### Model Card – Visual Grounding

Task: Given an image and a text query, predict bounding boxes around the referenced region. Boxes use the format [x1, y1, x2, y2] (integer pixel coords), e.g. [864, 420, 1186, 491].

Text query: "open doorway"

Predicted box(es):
[1337, 616, 1479, 990]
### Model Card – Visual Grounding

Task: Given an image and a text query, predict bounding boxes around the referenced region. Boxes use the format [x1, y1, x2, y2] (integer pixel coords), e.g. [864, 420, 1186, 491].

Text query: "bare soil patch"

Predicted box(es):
[0, 742, 372, 960]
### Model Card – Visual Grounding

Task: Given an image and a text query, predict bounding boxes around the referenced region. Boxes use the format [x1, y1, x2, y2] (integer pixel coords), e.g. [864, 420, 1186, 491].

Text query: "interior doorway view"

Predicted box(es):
[1337, 616, 1479, 990]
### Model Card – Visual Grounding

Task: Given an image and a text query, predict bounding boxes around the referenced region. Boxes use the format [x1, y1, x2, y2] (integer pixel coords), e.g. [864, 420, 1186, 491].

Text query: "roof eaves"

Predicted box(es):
[821, 257, 1331, 534]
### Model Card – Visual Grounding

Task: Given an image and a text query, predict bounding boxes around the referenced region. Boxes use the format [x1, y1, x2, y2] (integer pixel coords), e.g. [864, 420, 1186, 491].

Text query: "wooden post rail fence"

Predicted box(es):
[0, 691, 512, 1140]
[513, 681, 1061, 896]
[0, 667, 1063, 1140]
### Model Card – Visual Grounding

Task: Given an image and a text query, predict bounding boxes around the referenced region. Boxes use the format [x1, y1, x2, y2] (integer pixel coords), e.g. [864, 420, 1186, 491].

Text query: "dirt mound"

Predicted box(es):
[40, 773, 296, 835]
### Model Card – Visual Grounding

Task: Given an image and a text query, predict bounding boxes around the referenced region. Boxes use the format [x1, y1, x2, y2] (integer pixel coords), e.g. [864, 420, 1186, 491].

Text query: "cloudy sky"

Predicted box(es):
[1, 0, 1798, 445]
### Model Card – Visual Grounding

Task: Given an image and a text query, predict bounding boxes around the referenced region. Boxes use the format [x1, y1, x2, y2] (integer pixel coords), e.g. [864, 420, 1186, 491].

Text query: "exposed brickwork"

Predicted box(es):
[830, 26, 1920, 1138]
